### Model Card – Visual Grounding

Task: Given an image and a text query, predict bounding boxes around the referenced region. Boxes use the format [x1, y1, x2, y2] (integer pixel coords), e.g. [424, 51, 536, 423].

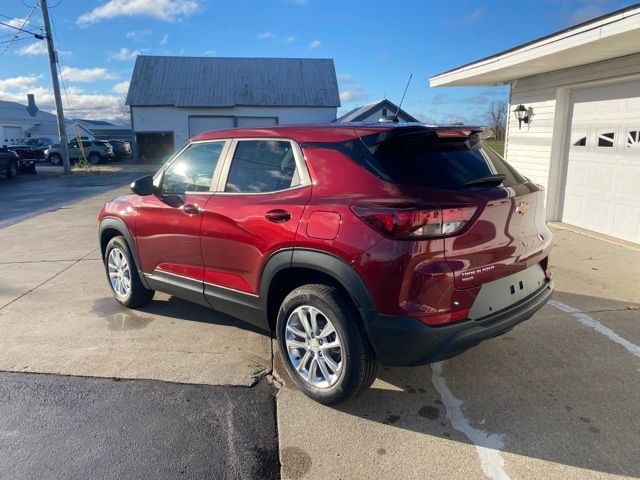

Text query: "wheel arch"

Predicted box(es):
[99, 216, 150, 289]
[261, 249, 375, 331]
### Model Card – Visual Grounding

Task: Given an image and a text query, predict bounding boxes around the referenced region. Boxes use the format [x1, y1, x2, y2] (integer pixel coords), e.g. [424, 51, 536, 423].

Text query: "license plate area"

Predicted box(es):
[468, 264, 546, 320]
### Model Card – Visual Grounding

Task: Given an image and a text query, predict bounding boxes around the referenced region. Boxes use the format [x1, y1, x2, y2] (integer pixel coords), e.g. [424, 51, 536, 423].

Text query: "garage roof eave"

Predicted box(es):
[429, 3, 640, 87]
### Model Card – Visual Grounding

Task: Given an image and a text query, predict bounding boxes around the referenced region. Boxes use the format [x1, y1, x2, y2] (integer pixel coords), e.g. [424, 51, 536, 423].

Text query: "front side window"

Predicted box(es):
[161, 141, 225, 193]
[225, 140, 300, 193]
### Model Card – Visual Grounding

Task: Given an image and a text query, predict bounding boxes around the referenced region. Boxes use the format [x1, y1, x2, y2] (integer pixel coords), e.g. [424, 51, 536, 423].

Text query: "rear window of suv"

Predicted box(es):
[303, 129, 526, 190]
[356, 130, 525, 190]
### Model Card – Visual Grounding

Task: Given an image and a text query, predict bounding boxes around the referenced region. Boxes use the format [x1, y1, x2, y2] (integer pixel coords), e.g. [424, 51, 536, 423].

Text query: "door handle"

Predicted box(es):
[265, 209, 291, 223]
[182, 204, 201, 215]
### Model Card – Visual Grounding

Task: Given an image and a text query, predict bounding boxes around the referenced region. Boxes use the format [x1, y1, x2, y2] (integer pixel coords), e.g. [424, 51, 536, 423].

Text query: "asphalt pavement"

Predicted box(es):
[0, 372, 279, 480]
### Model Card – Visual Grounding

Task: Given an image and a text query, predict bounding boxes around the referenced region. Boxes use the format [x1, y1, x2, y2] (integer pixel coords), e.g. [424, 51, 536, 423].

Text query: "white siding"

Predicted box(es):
[131, 106, 337, 149]
[506, 52, 640, 196]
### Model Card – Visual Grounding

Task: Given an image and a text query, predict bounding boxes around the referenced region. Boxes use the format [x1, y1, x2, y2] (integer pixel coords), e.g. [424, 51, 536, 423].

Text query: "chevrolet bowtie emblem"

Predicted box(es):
[515, 202, 530, 215]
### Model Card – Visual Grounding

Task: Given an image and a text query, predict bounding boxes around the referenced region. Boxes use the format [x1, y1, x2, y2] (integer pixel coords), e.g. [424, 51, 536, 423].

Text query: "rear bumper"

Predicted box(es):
[362, 278, 553, 366]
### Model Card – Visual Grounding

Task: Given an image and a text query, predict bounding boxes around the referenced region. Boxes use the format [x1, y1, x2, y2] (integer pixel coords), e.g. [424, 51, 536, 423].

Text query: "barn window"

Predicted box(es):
[597, 132, 615, 147]
[573, 137, 587, 146]
[627, 130, 639, 148]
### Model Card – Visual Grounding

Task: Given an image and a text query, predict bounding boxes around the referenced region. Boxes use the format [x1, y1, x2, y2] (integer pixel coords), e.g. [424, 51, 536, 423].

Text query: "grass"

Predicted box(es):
[484, 140, 505, 157]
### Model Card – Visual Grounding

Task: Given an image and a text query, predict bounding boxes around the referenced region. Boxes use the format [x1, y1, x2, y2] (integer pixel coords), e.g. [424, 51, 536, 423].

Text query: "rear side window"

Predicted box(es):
[225, 140, 300, 193]
[360, 131, 524, 189]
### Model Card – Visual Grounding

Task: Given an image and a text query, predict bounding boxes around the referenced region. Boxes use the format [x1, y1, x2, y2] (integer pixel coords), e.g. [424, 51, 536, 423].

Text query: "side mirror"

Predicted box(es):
[131, 175, 155, 196]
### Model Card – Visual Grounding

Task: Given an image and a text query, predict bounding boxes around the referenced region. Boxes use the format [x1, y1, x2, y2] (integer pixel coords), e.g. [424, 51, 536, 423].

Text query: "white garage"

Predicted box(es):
[127, 56, 340, 162]
[430, 4, 640, 244]
[564, 81, 640, 243]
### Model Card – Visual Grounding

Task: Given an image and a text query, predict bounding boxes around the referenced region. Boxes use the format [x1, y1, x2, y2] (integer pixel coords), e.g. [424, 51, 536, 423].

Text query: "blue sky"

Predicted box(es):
[0, 0, 635, 123]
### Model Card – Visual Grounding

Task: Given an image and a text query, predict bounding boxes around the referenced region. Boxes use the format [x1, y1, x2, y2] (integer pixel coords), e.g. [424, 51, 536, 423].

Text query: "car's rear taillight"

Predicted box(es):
[351, 204, 476, 239]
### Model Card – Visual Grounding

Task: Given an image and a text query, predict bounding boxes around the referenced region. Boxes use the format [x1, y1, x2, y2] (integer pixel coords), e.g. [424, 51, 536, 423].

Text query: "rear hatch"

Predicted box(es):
[355, 126, 551, 289]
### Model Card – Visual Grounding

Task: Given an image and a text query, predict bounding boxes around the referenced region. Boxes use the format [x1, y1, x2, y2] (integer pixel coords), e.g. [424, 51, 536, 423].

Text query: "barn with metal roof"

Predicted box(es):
[126, 56, 340, 161]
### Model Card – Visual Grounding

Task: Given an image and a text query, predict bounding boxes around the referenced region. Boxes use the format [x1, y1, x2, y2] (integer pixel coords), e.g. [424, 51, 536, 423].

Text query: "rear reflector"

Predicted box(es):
[351, 204, 476, 239]
[417, 308, 470, 326]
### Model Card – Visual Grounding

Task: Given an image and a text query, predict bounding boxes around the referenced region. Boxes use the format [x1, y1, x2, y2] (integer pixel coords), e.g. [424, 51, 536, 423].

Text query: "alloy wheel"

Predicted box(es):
[285, 305, 343, 388]
[108, 248, 131, 297]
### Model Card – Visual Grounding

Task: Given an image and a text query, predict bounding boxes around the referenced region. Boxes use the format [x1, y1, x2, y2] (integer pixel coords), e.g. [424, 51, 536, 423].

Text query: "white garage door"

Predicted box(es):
[188, 116, 234, 137]
[3, 126, 22, 144]
[564, 80, 640, 244]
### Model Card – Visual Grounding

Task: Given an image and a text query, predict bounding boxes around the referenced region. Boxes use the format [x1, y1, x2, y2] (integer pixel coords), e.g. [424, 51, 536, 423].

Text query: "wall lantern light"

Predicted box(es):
[514, 104, 532, 129]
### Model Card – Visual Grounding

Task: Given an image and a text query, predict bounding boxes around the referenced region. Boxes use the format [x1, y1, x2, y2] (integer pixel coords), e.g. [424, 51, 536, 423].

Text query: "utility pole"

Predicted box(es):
[40, 0, 70, 173]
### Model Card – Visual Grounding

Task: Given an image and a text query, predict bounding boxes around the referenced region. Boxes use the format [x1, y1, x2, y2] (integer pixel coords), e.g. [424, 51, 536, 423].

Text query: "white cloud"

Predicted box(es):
[0, 17, 28, 31]
[203, 49, 216, 56]
[338, 73, 366, 103]
[60, 67, 118, 83]
[0, 75, 127, 122]
[112, 80, 130, 94]
[125, 29, 152, 41]
[257, 31, 274, 40]
[160, 34, 169, 45]
[308, 39, 321, 49]
[16, 42, 48, 56]
[463, 6, 485, 24]
[0, 75, 41, 91]
[285, 36, 296, 44]
[110, 47, 142, 61]
[77, 0, 200, 27]
[568, 5, 605, 25]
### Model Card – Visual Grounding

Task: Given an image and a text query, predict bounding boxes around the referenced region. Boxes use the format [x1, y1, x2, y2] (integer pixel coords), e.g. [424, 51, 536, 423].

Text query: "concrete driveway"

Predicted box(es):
[1, 173, 638, 479]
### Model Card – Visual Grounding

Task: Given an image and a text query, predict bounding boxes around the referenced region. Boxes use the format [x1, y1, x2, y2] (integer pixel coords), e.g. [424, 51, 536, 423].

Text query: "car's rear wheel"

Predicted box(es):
[6, 161, 18, 179]
[104, 236, 154, 308]
[49, 153, 62, 165]
[276, 284, 378, 404]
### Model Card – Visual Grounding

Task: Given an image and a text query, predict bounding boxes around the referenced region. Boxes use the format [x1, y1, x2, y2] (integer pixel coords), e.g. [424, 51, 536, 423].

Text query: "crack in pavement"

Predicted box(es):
[0, 248, 99, 311]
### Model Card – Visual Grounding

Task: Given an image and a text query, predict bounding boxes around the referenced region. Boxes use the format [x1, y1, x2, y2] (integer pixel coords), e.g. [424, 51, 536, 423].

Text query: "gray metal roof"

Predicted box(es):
[0, 100, 56, 123]
[335, 99, 419, 123]
[126, 56, 341, 108]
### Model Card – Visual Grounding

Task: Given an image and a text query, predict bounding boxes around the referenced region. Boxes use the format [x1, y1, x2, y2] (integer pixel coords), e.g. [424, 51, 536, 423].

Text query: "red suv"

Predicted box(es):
[98, 124, 553, 404]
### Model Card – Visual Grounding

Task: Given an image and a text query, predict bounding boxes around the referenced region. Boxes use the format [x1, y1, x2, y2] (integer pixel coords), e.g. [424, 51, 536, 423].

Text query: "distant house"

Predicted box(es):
[1, 94, 56, 145]
[126, 56, 341, 161]
[1, 94, 132, 145]
[336, 99, 419, 123]
[429, 4, 640, 245]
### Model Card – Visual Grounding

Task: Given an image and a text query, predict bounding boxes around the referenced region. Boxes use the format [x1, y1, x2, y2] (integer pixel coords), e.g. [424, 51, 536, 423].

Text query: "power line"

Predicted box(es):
[0, 5, 39, 56]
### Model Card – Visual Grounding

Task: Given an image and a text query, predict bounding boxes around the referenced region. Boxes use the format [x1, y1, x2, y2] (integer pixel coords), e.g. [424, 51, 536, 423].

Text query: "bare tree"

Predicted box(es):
[485, 99, 508, 141]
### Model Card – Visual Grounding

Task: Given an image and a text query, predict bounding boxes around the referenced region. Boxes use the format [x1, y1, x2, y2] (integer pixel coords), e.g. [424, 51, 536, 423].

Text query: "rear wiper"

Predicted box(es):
[463, 174, 506, 187]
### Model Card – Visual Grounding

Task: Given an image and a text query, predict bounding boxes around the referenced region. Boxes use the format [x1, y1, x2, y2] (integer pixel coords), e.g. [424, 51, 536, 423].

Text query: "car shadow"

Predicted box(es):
[92, 294, 270, 336]
[331, 291, 640, 477]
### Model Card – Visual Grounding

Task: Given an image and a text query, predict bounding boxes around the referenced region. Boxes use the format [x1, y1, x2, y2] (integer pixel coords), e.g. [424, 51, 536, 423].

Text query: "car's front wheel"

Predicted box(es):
[6, 161, 18, 179]
[104, 236, 154, 308]
[88, 152, 101, 164]
[49, 153, 62, 165]
[276, 284, 378, 404]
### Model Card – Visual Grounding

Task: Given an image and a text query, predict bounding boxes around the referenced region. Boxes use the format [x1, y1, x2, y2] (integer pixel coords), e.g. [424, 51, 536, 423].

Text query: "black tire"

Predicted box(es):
[6, 161, 18, 179]
[88, 152, 100, 164]
[276, 284, 378, 405]
[104, 236, 154, 308]
[49, 153, 62, 165]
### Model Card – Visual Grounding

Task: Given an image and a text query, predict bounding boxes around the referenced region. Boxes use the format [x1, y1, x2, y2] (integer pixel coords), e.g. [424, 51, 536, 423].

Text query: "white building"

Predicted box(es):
[126, 56, 341, 161]
[430, 4, 640, 245]
[336, 99, 419, 123]
[1, 94, 57, 145]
